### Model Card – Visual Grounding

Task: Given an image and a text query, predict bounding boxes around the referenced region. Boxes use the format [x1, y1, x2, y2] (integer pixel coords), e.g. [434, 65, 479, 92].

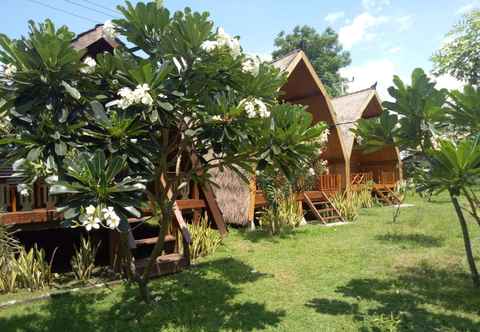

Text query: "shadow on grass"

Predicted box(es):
[375, 232, 445, 248]
[307, 262, 480, 331]
[0, 257, 285, 332]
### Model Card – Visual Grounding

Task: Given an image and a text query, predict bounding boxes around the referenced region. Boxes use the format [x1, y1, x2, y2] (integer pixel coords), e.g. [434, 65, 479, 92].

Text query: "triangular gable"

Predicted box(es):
[272, 50, 348, 163]
[332, 88, 383, 158]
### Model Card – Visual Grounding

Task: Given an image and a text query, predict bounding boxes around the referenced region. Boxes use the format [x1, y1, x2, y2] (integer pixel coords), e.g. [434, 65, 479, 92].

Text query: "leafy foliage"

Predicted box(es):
[71, 236, 101, 282]
[432, 9, 480, 85]
[448, 85, 480, 134]
[187, 219, 222, 261]
[272, 26, 351, 96]
[0, 1, 328, 299]
[416, 138, 480, 196]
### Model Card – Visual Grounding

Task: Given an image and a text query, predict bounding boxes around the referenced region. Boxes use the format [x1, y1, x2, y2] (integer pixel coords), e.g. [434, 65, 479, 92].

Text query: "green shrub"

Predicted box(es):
[71, 236, 101, 282]
[259, 194, 303, 235]
[331, 191, 361, 222]
[188, 219, 222, 261]
[0, 224, 20, 293]
[356, 182, 376, 208]
[14, 245, 56, 291]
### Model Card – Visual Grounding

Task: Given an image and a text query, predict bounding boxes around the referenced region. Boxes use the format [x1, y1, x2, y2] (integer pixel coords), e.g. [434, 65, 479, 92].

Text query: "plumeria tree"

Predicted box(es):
[353, 68, 480, 287]
[0, 1, 327, 300]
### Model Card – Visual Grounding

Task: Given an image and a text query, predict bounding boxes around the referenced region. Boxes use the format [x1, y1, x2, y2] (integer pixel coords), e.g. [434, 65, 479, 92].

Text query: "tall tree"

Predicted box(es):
[272, 25, 351, 97]
[353, 68, 480, 287]
[0, 1, 327, 301]
[432, 9, 480, 85]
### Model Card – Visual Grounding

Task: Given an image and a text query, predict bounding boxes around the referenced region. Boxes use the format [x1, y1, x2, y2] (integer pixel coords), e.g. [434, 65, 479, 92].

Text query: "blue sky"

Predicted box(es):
[1, 0, 476, 98]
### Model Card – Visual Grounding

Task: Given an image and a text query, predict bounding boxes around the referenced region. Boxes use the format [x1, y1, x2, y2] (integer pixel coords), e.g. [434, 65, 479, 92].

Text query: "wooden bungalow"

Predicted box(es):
[0, 25, 227, 275]
[213, 50, 348, 226]
[331, 87, 403, 204]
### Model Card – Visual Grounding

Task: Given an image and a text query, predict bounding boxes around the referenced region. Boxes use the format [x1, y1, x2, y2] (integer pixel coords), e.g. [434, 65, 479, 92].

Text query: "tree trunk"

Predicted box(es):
[450, 191, 480, 288]
[135, 208, 171, 303]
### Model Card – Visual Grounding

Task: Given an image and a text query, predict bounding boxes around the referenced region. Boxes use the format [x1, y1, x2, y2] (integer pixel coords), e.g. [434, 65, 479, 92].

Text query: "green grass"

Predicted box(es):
[1, 193, 480, 331]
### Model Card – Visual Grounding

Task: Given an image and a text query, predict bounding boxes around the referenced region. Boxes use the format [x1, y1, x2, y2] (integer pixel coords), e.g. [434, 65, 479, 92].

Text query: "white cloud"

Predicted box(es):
[388, 47, 401, 54]
[339, 13, 388, 49]
[433, 74, 465, 90]
[456, 1, 479, 15]
[396, 15, 413, 32]
[340, 59, 397, 100]
[325, 11, 345, 24]
[362, 0, 391, 12]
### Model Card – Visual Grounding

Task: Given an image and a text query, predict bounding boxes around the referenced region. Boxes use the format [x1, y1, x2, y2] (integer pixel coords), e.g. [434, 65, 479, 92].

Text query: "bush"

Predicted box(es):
[259, 194, 303, 235]
[0, 224, 20, 293]
[188, 219, 222, 261]
[13, 245, 56, 291]
[71, 236, 101, 283]
[356, 182, 376, 208]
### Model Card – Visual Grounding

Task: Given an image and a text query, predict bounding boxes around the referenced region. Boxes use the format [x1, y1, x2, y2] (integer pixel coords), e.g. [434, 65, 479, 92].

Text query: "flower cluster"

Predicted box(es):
[80, 56, 96, 74]
[103, 20, 118, 40]
[16, 183, 30, 197]
[79, 205, 121, 231]
[108, 84, 154, 110]
[318, 128, 330, 145]
[2, 63, 17, 79]
[241, 98, 270, 119]
[202, 27, 241, 59]
[242, 56, 261, 76]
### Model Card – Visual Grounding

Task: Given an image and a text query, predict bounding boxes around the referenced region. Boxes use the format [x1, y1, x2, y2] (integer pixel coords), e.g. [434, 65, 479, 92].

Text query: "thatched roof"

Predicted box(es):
[331, 88, 382, 158]
[272, 49, 302, 72]
[209, 168, 251, 226]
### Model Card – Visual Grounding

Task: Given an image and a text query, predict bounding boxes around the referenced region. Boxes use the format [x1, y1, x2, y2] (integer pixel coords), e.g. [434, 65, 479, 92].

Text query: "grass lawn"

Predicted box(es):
[1, 192, 480, 331]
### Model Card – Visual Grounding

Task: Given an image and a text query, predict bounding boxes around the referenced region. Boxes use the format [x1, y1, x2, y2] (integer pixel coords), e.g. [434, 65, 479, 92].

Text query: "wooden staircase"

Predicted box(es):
[374, 186, 402, 205]
[304, 192, 345, 224]
[129, 203, 192, 277]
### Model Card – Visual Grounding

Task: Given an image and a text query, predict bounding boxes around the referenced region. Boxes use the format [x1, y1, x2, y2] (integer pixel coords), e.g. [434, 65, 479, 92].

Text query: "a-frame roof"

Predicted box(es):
[331, 87, 383, 157]
[71, 24, 121, 57]
[272, 50, 348, 163]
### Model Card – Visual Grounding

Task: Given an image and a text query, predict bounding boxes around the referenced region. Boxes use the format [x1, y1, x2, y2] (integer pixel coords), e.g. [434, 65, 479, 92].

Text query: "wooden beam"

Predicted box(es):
[200, 183, 228, 237]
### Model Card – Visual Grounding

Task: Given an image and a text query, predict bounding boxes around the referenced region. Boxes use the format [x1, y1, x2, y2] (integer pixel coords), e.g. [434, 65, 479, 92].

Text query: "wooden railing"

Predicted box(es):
[380, 171, 397, 186]
[0, 183, 56, 213]
[316, 174, 342, 193]
[350, 172, 373, 185]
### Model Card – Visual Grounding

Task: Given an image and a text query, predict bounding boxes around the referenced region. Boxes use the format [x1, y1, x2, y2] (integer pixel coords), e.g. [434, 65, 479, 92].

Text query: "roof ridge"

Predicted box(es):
[333, 86, 376, 100]
[271, 49, 302, 64]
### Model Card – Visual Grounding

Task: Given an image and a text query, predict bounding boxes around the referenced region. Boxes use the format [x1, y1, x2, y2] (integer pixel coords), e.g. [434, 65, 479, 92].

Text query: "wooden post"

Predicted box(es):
[247, 177, 256, 226]
[192, 183, 201, 225]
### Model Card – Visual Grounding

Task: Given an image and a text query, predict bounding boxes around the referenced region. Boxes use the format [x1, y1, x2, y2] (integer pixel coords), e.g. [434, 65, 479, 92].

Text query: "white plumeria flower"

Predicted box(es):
[17, 183, 30, 197]
[308, 168, 315, 176]
[241, 98, 270, 119]
[242, 56, 261, 76]
[319, 129, 330, 145]
[80, 56, 96, 74]
[103, 20, 118, 40]
[201, 27, 242, 59]
[82, 215, 102, 232]
[3, 63, 17, 79]
[102, 206, 121, 230]
[85, 205, 96, 216]
[211, 115, 223, 121]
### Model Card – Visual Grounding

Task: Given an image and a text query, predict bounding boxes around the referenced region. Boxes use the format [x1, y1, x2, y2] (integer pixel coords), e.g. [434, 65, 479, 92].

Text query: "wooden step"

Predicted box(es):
[317, 208, 335, 213]
[135, 253, 188, 277]
[135, 235, 176, 247]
